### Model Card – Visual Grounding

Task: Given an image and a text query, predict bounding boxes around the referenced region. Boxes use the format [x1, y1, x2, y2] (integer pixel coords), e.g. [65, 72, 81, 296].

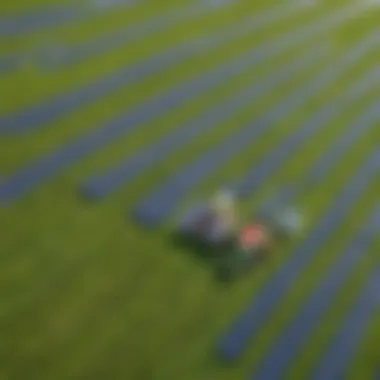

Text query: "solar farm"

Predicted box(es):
[0, 1, 379, 379]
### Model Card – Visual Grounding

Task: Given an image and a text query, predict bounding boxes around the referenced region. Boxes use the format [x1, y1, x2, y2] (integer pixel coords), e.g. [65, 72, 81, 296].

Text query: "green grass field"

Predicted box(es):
[1, 1, 379, 379]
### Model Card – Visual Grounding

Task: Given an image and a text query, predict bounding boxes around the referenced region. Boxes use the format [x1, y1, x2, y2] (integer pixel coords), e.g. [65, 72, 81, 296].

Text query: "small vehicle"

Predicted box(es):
[176, 190, 304, 280]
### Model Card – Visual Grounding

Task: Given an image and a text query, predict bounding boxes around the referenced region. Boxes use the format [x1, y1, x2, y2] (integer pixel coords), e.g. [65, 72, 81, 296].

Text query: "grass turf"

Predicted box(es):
[1, 1, 379, 379]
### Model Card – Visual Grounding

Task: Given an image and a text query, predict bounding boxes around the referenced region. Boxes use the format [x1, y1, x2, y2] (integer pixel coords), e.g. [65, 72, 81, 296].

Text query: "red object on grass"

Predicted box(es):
[239, 224, 268, 249]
